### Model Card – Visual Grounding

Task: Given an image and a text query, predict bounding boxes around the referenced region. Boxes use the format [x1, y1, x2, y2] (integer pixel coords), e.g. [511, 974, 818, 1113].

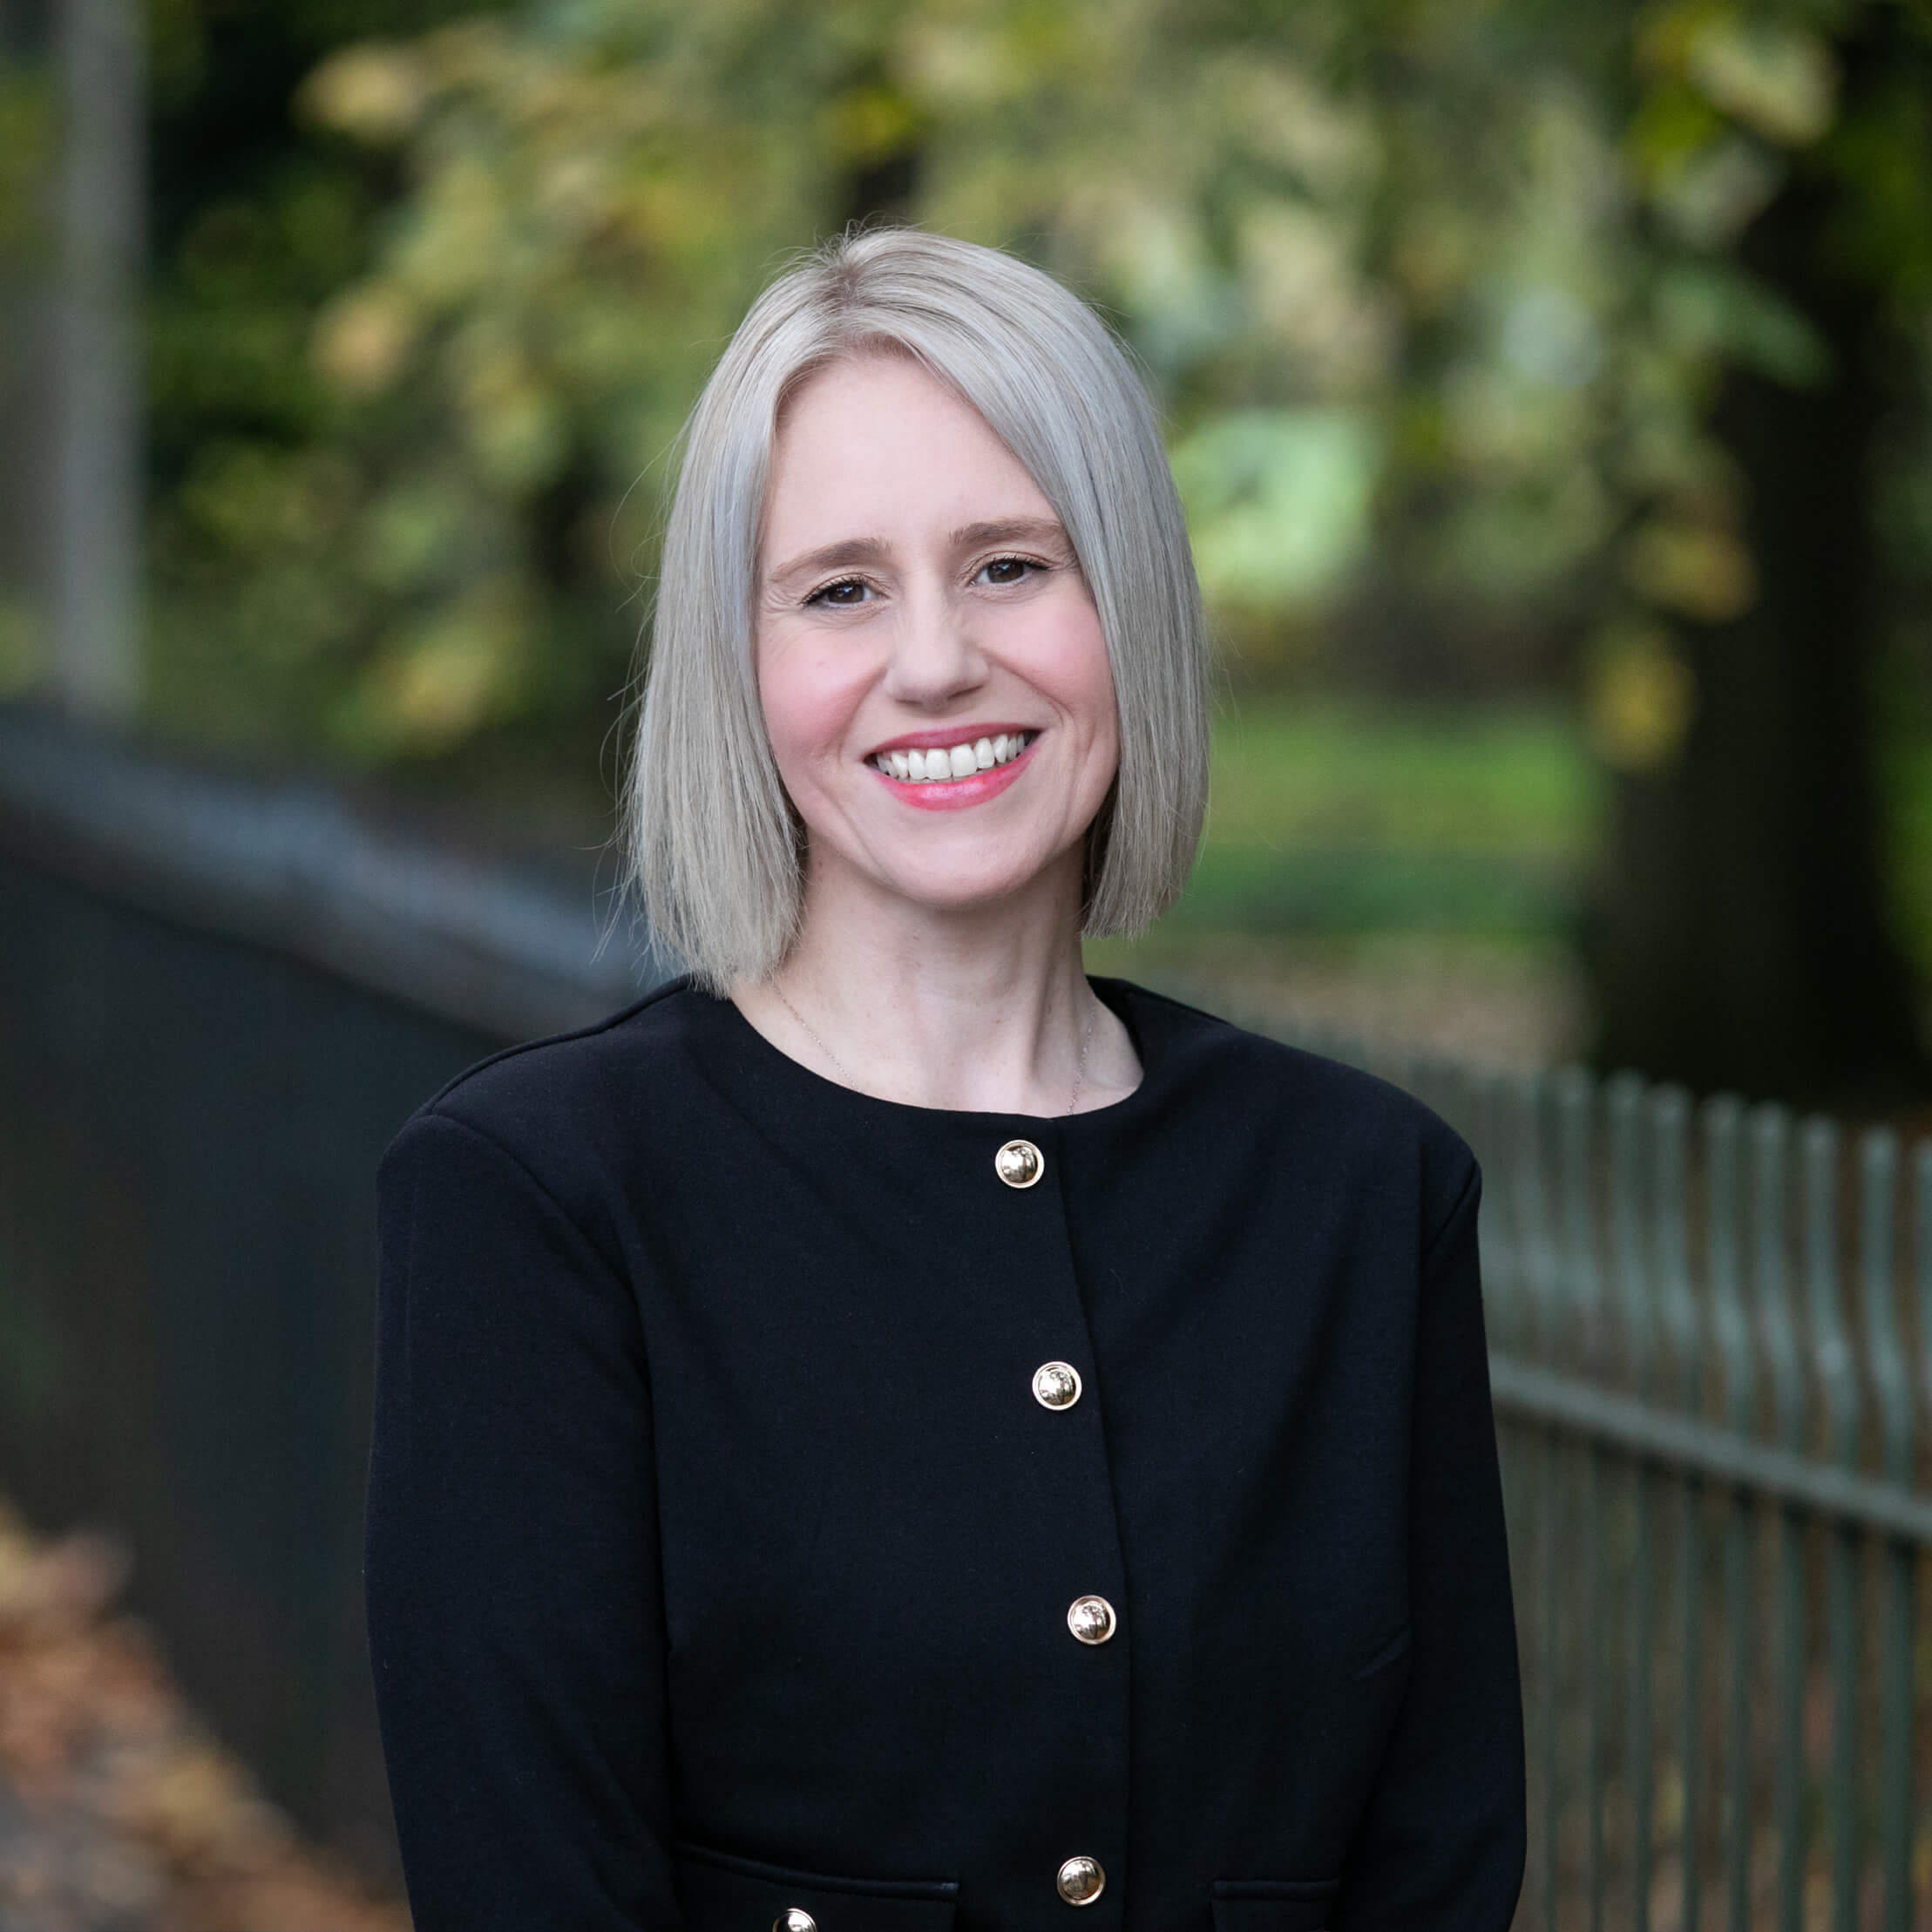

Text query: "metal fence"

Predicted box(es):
[1302, 1034, 1932, 1932]
[5, 708, 1930, 1922]
[0, 703, 670, 1884]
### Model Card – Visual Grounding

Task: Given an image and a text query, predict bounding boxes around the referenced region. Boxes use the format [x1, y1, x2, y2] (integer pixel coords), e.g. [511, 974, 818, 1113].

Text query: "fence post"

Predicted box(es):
[1649, 1085, 1703, 1932]
[1747, 1107, 1807, 1932]
[1554, 1068, 1610, 1929]
[1799, 1117, 1861, 1932]
[1703, 1095, 1755, 1932]
[1474, 1071, 1522, 1350]
[1609, 1071, 1655, 1932]
[1859, 1133, 1910, 1932]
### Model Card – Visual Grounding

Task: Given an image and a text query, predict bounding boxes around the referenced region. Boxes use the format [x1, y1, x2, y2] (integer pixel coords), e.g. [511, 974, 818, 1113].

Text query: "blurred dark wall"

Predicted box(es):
[0, 703, 666, 1885]
[0, 856, 490, 1879]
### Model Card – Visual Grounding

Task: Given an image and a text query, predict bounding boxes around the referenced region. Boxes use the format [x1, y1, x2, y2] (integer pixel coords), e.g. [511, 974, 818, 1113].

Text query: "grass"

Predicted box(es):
[1157, 696, 1601, 941]
[1088, 696, 1932, 1060]
[1085, 698, 1599, 1051]
[1197, 697, 1602, 856]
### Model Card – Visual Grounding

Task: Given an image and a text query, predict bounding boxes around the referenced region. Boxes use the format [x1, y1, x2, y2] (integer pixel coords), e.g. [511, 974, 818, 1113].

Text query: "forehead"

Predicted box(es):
[762, 352, 1052, 552]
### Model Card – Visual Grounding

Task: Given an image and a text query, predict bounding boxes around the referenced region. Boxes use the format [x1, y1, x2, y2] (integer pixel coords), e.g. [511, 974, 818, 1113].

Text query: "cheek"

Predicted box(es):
[756, 634, 867, 780]
[1035, 603, 1118, 755]
[1082, 641, 1120, 754]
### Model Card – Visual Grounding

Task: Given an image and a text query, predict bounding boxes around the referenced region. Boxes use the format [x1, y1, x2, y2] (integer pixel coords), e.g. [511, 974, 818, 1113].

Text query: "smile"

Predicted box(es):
[870, 731, 1034, 783]
[866, 730, 1041, 812]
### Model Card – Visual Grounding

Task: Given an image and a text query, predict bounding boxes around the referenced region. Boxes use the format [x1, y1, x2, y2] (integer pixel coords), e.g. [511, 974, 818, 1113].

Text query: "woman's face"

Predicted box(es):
[755, 351, 1119, 924]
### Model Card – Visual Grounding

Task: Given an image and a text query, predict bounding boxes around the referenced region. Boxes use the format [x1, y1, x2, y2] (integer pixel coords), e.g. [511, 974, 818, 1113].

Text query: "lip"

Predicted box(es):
[870, 730, 1041, 811]
[861, 722, 1040, 760]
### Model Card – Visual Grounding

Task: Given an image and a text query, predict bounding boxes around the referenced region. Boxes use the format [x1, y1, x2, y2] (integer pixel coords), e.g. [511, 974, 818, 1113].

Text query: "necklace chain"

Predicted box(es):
[1068, 995, 1094, 1115]
[771, 981, 1096, 1116]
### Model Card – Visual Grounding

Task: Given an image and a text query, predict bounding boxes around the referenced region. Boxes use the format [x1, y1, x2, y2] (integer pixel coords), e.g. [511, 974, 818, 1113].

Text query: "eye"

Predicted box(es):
[976, 555, 1043, 587]
[805, 577, 875, 607]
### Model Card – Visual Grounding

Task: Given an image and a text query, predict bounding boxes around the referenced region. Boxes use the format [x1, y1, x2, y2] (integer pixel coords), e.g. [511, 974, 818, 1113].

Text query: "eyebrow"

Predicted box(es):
[764, 536, 891, 588]
[764, 517, 1074, 589]
[948, 516, 1072, 553]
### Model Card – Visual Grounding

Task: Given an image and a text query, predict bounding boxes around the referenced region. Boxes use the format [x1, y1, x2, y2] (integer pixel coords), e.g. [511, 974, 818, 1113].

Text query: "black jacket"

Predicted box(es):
[365, 976, 1524, 1932]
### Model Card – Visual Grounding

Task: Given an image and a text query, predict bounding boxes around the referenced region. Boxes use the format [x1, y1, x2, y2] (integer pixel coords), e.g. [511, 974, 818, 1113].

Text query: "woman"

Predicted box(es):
[365, 227, 1525, 1932]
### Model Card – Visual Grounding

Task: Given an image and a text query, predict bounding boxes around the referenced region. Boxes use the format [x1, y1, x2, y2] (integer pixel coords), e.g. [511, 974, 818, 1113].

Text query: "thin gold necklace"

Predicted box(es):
[769, 981, 1097, 1115]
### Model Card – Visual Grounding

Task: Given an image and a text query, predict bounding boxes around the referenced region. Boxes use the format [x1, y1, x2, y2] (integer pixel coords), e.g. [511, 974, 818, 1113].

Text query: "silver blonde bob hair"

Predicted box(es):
[624, 226, 1209, 992]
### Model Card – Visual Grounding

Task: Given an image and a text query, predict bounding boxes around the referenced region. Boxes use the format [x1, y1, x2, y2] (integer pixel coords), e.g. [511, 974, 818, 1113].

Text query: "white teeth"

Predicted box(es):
[878, 731, 1031, 782]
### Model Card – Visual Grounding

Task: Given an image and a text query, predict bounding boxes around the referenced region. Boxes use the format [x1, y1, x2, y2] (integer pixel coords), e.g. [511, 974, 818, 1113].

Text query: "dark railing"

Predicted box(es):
[0, 703, 671, 1884]
[6, 707, 1929, 1926]
[1241, 1023, 1932, 1932]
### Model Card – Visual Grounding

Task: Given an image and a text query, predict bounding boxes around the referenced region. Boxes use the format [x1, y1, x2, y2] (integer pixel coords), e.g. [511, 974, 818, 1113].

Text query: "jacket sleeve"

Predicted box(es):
[365, 1108, 682, 1932]
[1334, 1161, 1527, 1930]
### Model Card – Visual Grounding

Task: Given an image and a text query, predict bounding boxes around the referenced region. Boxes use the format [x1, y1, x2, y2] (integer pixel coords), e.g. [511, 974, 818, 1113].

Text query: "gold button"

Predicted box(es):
[994, 1138, 1044, 1189]
[1067, 1595, 1116, 1644]
[775, 1913, 817, 1932]
[1032, 1360, 1082, 1410]
[1057, 1856, 1105, 1906]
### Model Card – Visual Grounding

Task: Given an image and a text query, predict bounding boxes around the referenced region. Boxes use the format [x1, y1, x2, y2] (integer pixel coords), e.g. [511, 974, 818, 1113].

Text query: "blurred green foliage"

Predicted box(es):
[1181, 697, 1596, 939]
[1203, 698, 1594, 856]
[130, 0, 1778, 781]
[0, 63, 54, 259]
[1167, 692, 1932, 964]
[20, 0, 1932, 975]
[141, 0, 518, 753]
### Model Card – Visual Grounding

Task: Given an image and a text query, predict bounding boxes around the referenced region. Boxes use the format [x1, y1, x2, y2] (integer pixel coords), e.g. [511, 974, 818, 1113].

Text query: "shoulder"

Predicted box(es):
[1111, 978, 1479, 1247]
[381, 974, 715, 1203]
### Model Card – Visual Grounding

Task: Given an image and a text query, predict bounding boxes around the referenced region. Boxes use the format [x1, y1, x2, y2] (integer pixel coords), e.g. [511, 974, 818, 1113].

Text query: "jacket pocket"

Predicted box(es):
[672, 1840, 959, 1932]
[1210, 1876, 1341, 1932]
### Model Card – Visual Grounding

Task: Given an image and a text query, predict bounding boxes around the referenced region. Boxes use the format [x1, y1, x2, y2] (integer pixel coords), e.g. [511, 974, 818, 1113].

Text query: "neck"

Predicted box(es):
[734, 846, 1139, 1114]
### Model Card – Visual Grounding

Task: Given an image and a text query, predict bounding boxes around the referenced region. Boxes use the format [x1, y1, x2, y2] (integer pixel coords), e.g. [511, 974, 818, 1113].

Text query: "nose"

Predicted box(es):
[880, 585, 987, 710]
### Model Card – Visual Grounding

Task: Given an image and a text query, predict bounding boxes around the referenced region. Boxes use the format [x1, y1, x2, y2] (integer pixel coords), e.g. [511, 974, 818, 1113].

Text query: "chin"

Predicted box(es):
[871, 852, 1065, 918]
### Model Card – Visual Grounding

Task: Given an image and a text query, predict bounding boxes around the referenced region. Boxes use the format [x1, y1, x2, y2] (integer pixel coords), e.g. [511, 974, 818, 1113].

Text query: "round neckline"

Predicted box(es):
[710, 973, 1160, 1129]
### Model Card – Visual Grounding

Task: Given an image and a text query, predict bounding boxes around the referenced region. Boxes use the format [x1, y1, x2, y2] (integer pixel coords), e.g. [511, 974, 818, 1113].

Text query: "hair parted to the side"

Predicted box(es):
[623, 225, 1210, 993]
